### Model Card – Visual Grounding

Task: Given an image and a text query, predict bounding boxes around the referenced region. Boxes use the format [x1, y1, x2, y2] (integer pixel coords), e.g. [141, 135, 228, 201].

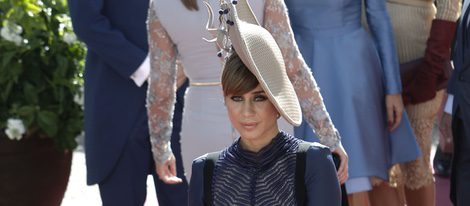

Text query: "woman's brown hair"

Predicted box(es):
[181, 0, 198, 11]
[221, 53, 259, 96]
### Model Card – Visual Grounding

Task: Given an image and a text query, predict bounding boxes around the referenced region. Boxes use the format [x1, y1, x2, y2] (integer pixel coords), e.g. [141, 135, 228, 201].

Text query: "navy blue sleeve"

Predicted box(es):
[68, 0, 147, 79]
[188, 157, 205, 206]
[305, 146, 341, 206]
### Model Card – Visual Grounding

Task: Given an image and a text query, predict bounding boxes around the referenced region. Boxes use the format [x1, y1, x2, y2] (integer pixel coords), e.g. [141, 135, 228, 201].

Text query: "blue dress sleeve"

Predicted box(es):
[68, 0, 147, 79]
[364, 0, 402, 94]
[305, 145, 341, 206]
[188, 156, 206, 206]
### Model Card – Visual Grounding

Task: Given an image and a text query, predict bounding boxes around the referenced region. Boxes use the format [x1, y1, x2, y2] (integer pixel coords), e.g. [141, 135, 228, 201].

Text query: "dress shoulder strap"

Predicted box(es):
[295, 141, 311, 206]
[203, 151, 221, 206]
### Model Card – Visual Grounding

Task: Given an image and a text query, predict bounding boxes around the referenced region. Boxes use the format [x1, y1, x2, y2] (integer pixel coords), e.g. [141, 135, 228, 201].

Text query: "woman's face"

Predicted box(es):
[225, 85, 279, 142]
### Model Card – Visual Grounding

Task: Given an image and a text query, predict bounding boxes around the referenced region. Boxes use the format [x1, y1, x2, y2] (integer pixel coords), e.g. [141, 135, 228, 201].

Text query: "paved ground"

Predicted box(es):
[436, 176, 452, 206]
[61, 140, 158, 206]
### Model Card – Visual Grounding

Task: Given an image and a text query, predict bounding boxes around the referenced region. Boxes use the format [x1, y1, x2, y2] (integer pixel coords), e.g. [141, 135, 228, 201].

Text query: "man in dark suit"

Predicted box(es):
[449, 0, 470, 205]
[68, 0, 188, 205]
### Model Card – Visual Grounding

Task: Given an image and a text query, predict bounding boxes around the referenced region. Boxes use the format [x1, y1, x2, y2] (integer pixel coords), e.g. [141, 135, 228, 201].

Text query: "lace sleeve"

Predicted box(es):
[263, 0, 340, 149]
[146, 2, 178, 164]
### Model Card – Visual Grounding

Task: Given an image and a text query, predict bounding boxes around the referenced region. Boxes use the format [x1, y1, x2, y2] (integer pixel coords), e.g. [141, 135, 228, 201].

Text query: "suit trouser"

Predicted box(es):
[451, 107, 470, 206]
[98, 82, 188, 206]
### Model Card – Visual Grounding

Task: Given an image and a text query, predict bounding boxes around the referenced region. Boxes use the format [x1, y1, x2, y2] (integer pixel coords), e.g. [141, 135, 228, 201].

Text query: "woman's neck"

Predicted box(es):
[239, 130, 280, 153]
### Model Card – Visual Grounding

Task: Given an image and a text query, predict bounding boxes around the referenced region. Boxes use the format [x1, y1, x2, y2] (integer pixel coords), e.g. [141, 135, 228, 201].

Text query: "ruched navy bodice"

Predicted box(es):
[189, 132, 341, 206]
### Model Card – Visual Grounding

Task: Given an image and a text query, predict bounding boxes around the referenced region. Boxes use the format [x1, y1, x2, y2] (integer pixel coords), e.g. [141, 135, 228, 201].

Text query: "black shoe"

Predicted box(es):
[433, 147, 453, 178]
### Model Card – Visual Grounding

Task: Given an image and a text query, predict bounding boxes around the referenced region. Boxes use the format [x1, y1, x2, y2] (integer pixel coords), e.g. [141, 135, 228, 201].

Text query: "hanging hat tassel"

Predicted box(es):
[203, 0, 234, 58]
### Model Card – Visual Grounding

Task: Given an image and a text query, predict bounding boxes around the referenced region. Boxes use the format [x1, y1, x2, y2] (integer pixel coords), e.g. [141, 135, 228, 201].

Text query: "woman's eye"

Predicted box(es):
[230, 96, 243, 102]
[254, 95, 267, 101]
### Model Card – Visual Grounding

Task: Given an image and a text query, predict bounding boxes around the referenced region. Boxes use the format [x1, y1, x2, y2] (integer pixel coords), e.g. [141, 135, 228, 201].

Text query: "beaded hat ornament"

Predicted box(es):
[203, 0, 302, 126]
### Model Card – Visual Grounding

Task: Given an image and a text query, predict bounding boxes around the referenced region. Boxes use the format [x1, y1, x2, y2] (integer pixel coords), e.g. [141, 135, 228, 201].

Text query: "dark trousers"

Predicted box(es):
[451, 107, 470, 206]
[99, 82, 188, 206]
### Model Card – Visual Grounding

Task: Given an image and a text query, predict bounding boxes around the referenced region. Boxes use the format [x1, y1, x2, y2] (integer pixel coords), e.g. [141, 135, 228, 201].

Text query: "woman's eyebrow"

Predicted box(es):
[251, 90, 265, 94]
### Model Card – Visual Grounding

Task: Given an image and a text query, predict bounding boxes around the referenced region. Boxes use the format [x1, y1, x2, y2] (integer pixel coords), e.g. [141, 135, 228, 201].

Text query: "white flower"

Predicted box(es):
[63, 32, 77, 44]
[0, 22, 23, 46]
[9, 23, 23, 35]
[4, 118, 26, 141]
[11, 34, 23, 46]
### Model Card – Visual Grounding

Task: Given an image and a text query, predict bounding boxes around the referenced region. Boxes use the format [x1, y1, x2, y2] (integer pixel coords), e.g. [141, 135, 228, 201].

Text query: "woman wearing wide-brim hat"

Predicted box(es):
[188, 1, 341, 205]
[146, 0, 348, 186]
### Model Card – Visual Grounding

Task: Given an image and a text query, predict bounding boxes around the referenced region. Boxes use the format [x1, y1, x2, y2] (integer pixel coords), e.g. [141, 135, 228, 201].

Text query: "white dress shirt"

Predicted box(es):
[130, 55, 150, 87]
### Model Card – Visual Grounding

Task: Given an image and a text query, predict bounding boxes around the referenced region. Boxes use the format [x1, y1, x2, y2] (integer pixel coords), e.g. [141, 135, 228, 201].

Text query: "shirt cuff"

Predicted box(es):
[444, 94, 454, 114]
[130, 55, 150, 87]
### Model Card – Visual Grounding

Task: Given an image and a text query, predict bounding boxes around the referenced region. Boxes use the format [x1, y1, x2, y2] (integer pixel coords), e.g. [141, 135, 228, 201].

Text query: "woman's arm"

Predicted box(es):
[263, 1, 348, 183]
[402, 0, 461, 106]
[146, 1, 181, 183]
[263, 0, 340, 150]
[305, 146, 341, 206]
[365, 0, 406, 130]
[364, 0, 401, 95]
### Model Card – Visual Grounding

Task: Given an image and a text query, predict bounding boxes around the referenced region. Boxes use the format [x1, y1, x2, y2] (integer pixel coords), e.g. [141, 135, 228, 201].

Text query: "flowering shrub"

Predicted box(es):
[0, 0, 85, 150]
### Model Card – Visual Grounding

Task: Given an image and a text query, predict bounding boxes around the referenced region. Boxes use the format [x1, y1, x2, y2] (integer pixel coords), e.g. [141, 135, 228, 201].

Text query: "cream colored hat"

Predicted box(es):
[204, 0, 302, 126]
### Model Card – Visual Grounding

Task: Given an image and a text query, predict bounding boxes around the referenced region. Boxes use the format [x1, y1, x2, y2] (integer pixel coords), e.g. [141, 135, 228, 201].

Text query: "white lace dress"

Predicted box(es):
[147, 0, 340, 179]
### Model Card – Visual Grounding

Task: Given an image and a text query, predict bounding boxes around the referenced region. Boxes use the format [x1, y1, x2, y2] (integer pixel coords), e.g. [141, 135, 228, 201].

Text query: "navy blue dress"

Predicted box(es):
[188, 132, 341, 206]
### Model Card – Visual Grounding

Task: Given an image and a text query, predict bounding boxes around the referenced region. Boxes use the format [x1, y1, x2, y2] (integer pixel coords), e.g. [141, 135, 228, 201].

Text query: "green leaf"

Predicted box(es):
[17, 105, 35, 116]
[1, 81, 13, 101]
[23, 112, 36, 128]
[0, 0, 85, 151]
[24, 2, 42, 14]
[23, 82, 38, 103]
[2, 51, 16, 67]
[54, 54, 68, 77]
[37, 110, 58, 137]
[8, 61, 23, 82]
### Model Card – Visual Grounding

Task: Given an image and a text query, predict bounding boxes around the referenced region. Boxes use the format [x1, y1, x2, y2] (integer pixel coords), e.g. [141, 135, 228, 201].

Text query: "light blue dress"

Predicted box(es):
[285, 0, 421, 193]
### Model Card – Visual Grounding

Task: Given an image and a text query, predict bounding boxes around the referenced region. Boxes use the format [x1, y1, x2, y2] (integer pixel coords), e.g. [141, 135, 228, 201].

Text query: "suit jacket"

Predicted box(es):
[449, 0, 470, 113]
[449, 0, 470, 203]
[68, 0, 150, 185]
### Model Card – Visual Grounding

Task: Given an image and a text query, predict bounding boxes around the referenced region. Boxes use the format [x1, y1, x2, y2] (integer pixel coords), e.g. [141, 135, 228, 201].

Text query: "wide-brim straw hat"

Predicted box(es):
[205, 0, 302, 126]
